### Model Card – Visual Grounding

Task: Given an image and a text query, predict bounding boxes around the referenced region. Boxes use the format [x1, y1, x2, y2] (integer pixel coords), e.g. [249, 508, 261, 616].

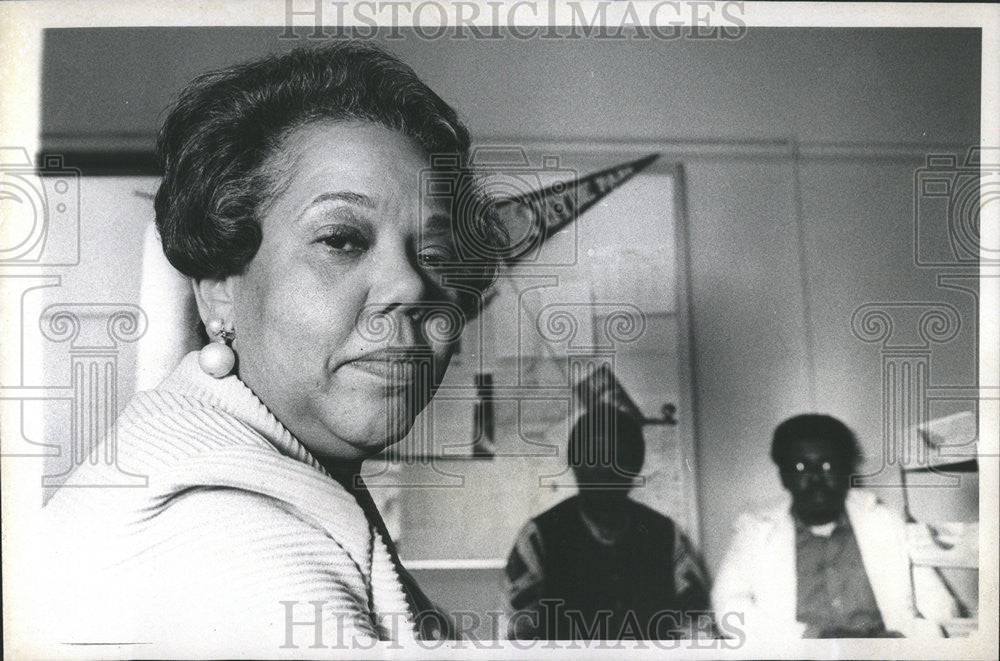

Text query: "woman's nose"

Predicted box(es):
[369, 246, 430, 317]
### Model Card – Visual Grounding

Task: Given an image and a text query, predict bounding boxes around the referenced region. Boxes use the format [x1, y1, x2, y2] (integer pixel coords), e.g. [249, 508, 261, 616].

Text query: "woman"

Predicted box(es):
[43, 42, 506, 652]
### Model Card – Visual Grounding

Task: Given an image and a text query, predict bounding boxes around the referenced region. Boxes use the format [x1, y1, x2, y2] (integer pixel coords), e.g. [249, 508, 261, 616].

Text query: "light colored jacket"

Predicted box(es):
[711, 489, 951, 639]
[41, 352, 418, 654]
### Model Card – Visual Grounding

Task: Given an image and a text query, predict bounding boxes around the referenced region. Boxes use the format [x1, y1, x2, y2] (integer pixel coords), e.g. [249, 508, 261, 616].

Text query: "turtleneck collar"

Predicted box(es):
[159, 351, 331, 477]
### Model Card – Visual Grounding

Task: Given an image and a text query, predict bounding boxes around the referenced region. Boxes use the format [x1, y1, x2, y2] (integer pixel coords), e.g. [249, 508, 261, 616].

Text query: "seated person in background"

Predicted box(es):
[504, 406, 712, 640]
[712, 414, 953, 639]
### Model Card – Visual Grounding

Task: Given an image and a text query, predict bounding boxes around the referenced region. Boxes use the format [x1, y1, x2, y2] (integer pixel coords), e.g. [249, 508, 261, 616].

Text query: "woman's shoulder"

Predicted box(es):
[44, 485, 380, 650]
[42, 384, 270, 509]
[48, 384, 371, 563]
[78, 389, 371, 535]
[109, 385, 283, 471]
[45, 476, 378, 609]
[151, 485, 372, 569]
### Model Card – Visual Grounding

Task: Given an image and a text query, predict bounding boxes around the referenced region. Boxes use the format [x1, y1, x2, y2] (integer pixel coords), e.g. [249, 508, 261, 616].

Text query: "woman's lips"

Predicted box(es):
[346, 358, 408, 379]
[342, 353, 427, 382]
[343, 360, 432, 399]
[338, 347, 437, 385]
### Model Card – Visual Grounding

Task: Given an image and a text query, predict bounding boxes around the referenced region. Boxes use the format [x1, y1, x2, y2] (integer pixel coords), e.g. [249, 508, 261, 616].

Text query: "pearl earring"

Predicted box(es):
[198, 318, 236, 378]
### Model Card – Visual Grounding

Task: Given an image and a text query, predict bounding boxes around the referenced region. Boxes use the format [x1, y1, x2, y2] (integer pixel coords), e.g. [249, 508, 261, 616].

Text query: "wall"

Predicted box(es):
[43, 28, 978, 150]
[40, 27, 981, 580]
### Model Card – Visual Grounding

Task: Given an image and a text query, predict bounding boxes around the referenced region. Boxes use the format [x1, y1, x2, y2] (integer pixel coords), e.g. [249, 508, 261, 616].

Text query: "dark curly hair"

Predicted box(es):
[770, 413, 862, 470]
[154, 41, 506, 315]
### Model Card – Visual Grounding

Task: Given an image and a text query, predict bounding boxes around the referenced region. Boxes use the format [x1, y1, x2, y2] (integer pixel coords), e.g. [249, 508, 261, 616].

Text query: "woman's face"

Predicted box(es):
[224, 122, 462, 461]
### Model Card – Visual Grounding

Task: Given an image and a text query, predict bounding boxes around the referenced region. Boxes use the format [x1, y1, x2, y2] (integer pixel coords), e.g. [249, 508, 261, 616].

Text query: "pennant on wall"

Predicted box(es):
[492, 153, 660, 263]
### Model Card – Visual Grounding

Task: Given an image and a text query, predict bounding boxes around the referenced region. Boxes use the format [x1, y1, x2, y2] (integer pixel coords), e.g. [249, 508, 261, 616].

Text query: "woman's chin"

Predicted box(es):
[308, 410, 418, 460]
[292, 370, 436, 461]
[307, 435, 393, 464]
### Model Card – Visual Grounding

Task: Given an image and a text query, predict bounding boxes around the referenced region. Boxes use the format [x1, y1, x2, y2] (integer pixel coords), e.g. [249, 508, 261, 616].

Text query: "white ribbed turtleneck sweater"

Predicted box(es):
[43, 351, 422, 654]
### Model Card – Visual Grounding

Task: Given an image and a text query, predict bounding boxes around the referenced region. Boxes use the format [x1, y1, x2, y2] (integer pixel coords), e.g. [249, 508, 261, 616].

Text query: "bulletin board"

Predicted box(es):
[363, 149, 700, 566]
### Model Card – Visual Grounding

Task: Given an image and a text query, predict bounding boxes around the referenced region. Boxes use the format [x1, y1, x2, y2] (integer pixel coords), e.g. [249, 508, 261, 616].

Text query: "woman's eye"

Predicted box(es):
[417, 247, 455, 269]
[319, 227, 369, 254]
[795, 462, 806, 472]
[821, 461, 832, 472]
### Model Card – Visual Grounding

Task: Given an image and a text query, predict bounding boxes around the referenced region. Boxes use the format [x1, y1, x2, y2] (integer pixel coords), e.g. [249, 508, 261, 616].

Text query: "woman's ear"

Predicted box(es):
[191, 277, 237, 325]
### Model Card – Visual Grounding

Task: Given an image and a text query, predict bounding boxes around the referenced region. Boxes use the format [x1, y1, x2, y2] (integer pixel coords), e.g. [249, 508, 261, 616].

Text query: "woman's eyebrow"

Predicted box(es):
[295, 191, 376, 225]
[308, 191, 377, 210]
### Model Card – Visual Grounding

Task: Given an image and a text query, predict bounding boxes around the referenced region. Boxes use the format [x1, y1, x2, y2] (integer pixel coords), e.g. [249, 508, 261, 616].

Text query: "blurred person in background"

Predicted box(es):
[712, 413, 955, 639]
[505, 405, 713, 640]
